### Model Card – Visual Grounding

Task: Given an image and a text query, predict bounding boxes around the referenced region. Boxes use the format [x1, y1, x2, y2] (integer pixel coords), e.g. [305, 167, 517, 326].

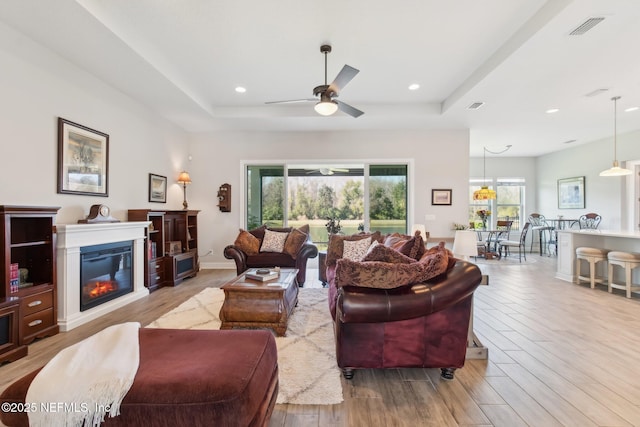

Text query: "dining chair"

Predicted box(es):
[528, 213, 552, 254]
[579, 213, 601, 229]
[486, 220, 513, 251]
[498, 223, 530, 262]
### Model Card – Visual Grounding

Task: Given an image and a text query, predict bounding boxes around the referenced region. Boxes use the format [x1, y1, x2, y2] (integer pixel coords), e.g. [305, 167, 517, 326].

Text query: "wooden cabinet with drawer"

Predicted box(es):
[20, 286, 58, 345]
[148, 258, 165, 291]
[1, 206, 60, 355]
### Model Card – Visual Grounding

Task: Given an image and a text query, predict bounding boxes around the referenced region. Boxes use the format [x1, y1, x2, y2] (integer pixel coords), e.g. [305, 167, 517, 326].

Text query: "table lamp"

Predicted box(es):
[452, 230, 478, 261]
[177, 171, 192, 209]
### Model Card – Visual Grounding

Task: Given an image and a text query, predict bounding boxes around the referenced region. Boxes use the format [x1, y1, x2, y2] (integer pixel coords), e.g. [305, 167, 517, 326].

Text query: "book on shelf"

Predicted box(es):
[245, 268, 279, 282]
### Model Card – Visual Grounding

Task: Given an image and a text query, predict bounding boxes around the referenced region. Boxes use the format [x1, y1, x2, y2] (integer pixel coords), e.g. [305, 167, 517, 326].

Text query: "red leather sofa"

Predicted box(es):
[224, 226, 318, 286]
[327, 238, 482, 380]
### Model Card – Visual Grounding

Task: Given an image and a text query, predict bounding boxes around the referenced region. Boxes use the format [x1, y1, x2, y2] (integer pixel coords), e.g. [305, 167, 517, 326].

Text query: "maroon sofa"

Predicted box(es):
[0, 329, 278, 427]
[328, 259, 482, 380]
[224, 226, 318, 286]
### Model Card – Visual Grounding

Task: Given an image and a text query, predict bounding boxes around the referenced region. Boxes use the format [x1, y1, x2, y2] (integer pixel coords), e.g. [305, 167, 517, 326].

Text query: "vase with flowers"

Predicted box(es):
[476, 209, 491, 230]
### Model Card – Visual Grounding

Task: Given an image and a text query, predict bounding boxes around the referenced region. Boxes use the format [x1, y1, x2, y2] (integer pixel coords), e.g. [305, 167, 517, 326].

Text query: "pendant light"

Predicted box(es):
[600, 96, 632, 176]
[473, 145, 512, 200]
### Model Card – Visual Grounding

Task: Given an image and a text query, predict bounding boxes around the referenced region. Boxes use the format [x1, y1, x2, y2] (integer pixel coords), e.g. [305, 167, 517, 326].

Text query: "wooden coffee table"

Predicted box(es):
[219, 268, 299, 336]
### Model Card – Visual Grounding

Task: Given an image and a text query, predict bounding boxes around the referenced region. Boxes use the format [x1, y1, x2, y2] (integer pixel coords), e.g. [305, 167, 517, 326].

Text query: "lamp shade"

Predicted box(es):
[473, 186, 496, 200]
[600, 96, 632, 177]
[452, 230, 478, 261]
[177, 171, 192, 184]
[314, 100, 338, 116]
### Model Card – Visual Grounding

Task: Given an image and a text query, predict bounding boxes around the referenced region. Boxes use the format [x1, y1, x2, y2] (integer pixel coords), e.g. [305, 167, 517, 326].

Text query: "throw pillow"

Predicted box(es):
[234, 229, 261, 255]
[326, 232, 383, 267]
[342, 237, 372, 261]
[248, 224, 268, 241]
[335, 245, 449, 289]
[260, 229, 289, 253]
[283, 228, 308, 259]
[363, 243, 416, 264]
[391, 231, 426, 260]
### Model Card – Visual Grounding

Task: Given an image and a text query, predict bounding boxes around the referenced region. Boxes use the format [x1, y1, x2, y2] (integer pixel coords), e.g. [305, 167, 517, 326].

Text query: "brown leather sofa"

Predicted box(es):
[224, 226, 318, 286]
[328, 259, 482, 380]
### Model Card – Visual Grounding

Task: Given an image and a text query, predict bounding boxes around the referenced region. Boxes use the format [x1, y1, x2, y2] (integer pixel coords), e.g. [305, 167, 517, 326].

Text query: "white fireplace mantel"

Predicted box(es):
[56, 222, 149, 331]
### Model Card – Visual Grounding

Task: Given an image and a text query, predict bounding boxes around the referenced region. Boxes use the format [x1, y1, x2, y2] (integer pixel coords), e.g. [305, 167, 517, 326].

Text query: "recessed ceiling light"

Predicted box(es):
[625, 106, 639, 112]
[408, 83, 420, 91]
[235, 86, 247, 93]
[546, 108, 559, 114]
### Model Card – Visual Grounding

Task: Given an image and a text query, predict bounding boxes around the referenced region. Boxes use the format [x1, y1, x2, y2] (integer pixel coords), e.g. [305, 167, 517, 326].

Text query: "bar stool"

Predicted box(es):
[575, 247, 609, 289]
[607, 251, 640, 298]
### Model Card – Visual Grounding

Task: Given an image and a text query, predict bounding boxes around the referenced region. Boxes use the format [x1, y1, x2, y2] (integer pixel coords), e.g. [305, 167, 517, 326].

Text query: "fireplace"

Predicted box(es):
[80, 241, 133, 312]
[56, 222, 149, 332]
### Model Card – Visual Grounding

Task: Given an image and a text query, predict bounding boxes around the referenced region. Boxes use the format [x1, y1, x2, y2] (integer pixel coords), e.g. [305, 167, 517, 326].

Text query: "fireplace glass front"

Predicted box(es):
[80, 241, 133, 312]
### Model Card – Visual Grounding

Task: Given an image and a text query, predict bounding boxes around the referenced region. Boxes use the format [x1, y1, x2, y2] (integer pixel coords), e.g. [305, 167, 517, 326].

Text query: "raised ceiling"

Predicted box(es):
[1, 0, 639, 157]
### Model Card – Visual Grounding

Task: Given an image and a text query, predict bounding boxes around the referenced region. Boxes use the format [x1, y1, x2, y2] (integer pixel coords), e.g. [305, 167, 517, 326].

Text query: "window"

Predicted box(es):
[469, 178, 524, 229]
[245, 163, 408, 243]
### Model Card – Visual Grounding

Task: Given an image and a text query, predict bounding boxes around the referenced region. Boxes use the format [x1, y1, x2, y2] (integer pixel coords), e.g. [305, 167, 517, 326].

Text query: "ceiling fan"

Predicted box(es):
[266, 45, 364, 118]
[305, 167, 350, 176]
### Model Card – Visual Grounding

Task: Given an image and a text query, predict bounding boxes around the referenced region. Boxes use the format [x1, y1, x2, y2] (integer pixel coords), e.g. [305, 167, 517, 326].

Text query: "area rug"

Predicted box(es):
[146, 287, 343, 405]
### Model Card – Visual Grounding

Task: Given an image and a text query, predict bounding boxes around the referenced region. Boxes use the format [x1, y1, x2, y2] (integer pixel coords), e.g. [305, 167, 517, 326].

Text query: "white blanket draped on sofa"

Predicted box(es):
[26, 322, 141, 427]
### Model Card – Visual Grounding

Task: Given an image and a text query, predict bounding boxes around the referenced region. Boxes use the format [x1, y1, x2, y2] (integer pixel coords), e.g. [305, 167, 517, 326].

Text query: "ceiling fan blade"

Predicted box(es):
[265, 98, 317, 105]
[328, 65, 359, 94]
[336, 100, 364, 118]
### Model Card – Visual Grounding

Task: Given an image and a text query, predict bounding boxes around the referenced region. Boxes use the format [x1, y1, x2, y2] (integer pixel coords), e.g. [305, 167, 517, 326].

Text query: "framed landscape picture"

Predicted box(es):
[57, 118, 109, 196]
[558, 176, 585, 209]
[431, 189, 452, 205]
[149, 173, 167, 203]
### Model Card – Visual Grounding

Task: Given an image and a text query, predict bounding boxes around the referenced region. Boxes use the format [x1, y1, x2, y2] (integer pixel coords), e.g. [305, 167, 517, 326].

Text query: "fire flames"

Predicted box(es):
[87, 281, 118, 298]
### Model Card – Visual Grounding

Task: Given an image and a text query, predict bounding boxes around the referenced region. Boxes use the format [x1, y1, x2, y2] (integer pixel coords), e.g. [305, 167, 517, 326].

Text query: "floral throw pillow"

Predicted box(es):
[260, 229, 289, 253]
[342, 237, 372, 261]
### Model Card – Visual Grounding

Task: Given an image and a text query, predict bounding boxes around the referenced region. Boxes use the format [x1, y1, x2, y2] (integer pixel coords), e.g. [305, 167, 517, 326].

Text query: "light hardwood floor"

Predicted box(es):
[2, 256, 640, 427]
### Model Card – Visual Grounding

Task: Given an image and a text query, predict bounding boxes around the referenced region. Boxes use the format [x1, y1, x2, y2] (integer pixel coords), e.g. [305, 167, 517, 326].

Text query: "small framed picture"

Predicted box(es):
[57, 118, 109, 196]
[431, 189, 452, 205]
[149, 173, 167, 203]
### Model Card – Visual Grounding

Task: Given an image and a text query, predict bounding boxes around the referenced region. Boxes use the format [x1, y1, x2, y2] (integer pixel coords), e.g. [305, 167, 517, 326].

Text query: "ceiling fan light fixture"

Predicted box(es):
[314, 100, 338, 116]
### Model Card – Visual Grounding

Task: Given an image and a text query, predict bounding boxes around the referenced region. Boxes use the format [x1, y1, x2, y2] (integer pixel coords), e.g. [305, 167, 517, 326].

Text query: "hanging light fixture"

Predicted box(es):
[600, 96, 632, 177]
[473, 145, 512, 200]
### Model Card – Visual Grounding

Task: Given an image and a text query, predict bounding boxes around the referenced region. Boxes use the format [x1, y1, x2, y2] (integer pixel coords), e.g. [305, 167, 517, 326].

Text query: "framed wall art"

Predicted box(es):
[558, 176, 585, 209]
[57, 118, 109, 196]
[149, 173, 167, 203]
[431, 189, 452, 206]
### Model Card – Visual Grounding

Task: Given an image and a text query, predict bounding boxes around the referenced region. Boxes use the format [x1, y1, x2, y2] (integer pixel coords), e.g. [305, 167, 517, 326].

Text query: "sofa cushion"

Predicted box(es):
[390, 232, 426, 260]
[343, 237, 372, 261]
[260, 229, 289, 253]
[326, 232, 383, 267]
[234, 229, 261, 255]
[283, 228, 308, 259]
[363, 243, 416, 264]
[335, 244, 449, 289]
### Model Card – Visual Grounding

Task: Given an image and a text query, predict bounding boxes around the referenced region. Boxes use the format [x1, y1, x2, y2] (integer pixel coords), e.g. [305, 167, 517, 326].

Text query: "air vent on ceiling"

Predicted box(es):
[585, 88, 609, 97]
[467, 102, 485, 110]
[569, 17, 605, 35]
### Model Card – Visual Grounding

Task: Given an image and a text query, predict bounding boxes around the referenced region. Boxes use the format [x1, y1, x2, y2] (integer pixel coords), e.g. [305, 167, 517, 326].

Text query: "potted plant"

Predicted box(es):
[325, 217, 342, 235]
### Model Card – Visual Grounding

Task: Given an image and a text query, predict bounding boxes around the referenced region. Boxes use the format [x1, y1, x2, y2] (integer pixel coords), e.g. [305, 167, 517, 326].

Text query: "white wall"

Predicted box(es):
[0, 22, 189, 224]
[188, 130, 470, 267]
[535, 130, 640, 230]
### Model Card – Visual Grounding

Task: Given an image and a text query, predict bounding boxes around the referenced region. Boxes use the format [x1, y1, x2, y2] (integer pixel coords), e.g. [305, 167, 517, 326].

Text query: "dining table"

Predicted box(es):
[542, 218, 579, 255]
[476, 229, 510, 259]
